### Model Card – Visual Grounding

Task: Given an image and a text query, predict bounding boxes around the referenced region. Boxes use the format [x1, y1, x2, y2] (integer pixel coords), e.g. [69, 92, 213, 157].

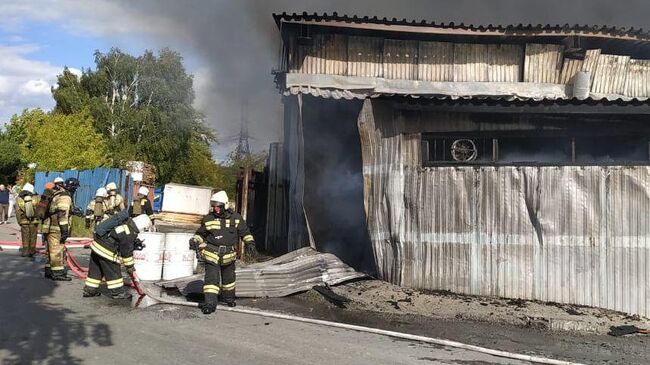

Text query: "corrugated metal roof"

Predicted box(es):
[274, 12, 650, 41]
[286, 85, 650, 108]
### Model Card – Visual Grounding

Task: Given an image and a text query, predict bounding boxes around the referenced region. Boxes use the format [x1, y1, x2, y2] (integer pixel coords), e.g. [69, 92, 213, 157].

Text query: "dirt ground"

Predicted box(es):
[321, 279, 650, 335]
[235, 279, 650, 364]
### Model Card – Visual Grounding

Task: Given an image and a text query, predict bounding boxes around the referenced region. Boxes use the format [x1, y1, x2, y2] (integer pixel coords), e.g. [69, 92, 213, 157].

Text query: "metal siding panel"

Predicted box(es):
[453, 44, 488, 82]
[524, 44, 564, 83]
[359, 100, 650, 318]
[347, 36, 383, 78]
[383, 40, 418, 80]
[418, 41, 454, 82]
[487, 44, 522, 82]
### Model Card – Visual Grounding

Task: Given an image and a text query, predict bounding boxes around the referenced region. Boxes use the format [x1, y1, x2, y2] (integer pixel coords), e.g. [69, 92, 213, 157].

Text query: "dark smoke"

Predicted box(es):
[114, 0, 650, 159]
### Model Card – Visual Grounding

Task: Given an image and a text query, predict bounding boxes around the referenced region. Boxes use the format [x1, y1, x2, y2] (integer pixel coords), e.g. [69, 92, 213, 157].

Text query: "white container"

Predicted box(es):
[162, 233, 197, 280]
[133, 232, 165, 281]
[161, 183, 213, 215]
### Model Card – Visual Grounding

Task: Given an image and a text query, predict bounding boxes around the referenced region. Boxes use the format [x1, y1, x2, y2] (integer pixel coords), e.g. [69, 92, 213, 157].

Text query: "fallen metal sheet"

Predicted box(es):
[156, 247, 366, 298]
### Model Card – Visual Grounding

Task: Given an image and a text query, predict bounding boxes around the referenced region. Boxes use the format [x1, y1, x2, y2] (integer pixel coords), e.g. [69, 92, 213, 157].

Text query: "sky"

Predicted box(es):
[1, 0, 649, 161]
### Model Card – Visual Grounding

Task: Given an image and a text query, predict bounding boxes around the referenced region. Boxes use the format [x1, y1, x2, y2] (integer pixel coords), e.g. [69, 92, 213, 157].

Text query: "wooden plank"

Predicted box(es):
[453, 43, 488, 82]
[418, 41, 454, 81]
[347, 36, 383, 77]
[383, 39, 418, 80]
[524, 44, 564, 83]
[487, 44, 523, 82]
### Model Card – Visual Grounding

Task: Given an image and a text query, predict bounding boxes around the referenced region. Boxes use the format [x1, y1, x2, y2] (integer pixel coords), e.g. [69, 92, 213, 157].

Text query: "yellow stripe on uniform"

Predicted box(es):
[205, 221, 221, 229]
[222, 282, 235, 290]
[51, 266, 65, 271]
[85, 277, 101, 288]
[90, 242, 120, 263]
[192, 235, 204, 244]
[107, 278, 124, 289]
[203, 284, 220, 294]
[122, 256, 134, 266]
[115, 225, 130, 235]
[85, 277, 101, 284]
[202, 250, 220, 264]
[243, 235, 254, 243]
[221, 252, 236, 264]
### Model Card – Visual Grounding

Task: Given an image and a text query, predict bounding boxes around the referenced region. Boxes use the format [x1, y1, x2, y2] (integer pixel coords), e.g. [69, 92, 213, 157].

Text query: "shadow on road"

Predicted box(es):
[0, 252, 113, 364]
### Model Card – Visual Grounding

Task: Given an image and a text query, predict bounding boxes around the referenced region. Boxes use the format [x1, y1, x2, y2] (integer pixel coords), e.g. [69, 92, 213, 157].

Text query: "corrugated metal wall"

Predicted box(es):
[357, 99, 650, 317]
[35, 168, 133, 214]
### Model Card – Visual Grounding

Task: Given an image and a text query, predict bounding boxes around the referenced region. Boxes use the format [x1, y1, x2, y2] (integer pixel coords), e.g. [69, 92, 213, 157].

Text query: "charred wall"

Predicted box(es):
[300, 95, 376, 275]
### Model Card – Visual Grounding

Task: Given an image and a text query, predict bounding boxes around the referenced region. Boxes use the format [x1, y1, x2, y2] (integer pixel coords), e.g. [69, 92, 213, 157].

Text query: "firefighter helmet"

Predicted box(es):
[210, 191, 229, 206]
[106, 182, 117, 191]
[96, 187, 108, 198]
[22, 183, 35, 194]
[138, 186, 149, 196]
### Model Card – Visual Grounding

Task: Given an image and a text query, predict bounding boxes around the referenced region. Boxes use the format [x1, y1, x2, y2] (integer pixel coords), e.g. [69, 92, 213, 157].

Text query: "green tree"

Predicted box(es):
[53, 48, 213, 184]
[12, 109, 108, 171]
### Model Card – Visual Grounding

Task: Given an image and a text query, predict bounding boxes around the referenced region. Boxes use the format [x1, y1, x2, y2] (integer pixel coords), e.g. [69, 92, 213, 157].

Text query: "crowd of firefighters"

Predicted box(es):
[14, 178, 256, 313]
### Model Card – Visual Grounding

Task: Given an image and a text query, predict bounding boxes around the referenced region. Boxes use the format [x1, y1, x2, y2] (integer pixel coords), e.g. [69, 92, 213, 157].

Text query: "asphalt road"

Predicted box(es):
[0, 251, 530, 365]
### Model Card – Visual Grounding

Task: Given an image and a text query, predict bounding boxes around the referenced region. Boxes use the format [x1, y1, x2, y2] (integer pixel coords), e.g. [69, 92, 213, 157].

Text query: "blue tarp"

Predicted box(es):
[35, 168, 134, 213]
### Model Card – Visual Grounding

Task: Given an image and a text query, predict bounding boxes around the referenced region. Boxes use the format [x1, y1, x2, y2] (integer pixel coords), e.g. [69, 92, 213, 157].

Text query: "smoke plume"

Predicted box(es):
[113, 0, 650, 159]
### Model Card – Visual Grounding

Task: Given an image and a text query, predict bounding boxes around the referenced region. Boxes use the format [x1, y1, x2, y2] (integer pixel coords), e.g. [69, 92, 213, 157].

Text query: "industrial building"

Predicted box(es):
[266, 13, 650, 317]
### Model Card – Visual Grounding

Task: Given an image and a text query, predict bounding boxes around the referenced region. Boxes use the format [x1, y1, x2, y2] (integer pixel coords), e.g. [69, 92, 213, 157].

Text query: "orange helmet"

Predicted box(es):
[44, 182, 55, 190]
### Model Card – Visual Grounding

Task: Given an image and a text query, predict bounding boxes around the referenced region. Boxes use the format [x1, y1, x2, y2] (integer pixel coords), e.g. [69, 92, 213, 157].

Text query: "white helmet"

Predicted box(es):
[22, 183, 35, 194]
[132, 214, 152, 232]
[95, 187, 108, 198]
[54, 177, 64, 184]
[106, 182, 117, 191]
[210, 191, 229, 205]
[138, 186, 149, 196]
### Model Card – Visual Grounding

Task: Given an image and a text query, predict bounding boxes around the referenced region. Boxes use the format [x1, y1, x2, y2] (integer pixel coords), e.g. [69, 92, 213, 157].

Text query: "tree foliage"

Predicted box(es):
[11, 109, 108, 171]
[1, 47, 248, 195]
[52, 48, 214, 184]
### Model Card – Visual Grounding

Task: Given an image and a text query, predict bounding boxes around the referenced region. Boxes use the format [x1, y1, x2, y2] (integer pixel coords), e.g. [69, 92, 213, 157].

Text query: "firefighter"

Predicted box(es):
[85, 188, 109, 232]
[42, 177, 73, 281]
[83, 211, 151, 299]
[16, 183, 39, 258]
[105, 182, 125, 216]
[129, 186, 153, 220]
[190, 191, 257, 314]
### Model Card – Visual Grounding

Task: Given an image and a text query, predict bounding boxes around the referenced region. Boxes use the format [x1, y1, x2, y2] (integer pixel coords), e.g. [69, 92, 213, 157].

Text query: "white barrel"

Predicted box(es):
[133, 232, 165, 281]
[163, 233, 196, 280]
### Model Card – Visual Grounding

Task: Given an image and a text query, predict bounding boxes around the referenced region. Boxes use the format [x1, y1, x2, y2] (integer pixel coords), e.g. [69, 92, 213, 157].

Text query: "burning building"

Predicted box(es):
[267, 13, 650, 317]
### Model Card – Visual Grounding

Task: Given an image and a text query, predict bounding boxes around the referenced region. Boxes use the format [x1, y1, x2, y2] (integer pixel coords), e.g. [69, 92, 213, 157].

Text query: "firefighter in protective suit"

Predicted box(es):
[129, 186, 153, 219]
[83, 211, 151, 299]
[85, 188, 110, 232]
[190, 191, 257, 314]
[105, 182, 125, 216]
[42, 177, 73, 281]
[16, 183, 39, 258]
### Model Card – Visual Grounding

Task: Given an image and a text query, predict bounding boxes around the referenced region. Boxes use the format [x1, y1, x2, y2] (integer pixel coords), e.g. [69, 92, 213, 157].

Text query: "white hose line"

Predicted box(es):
[218, 306, 584, 365]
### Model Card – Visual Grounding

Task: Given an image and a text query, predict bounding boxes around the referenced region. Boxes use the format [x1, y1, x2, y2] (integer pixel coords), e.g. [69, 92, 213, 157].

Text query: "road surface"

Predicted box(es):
[0, 251, 529, 365]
